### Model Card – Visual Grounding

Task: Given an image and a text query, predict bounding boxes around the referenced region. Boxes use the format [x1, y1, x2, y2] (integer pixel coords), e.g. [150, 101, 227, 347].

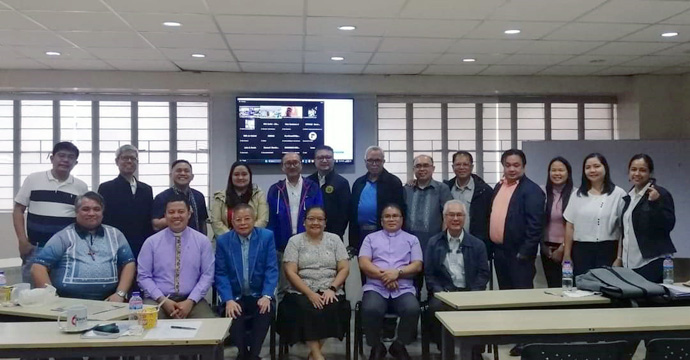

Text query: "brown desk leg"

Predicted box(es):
[441, 328, 454, 360]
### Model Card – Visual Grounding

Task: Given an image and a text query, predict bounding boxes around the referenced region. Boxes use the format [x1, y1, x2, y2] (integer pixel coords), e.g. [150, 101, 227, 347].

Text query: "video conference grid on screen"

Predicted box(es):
[236, 97, 353, 164]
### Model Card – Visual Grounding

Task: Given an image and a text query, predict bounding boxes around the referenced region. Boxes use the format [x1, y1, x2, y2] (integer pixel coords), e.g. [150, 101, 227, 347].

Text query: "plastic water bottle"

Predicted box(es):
[562, 261, 574, 292]
[663, 255, 674, 284]
[128, 291, 143, 335]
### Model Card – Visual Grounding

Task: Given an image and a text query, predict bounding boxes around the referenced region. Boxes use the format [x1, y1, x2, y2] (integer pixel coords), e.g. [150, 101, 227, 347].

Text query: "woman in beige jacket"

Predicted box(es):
[211, 162, 269, 237]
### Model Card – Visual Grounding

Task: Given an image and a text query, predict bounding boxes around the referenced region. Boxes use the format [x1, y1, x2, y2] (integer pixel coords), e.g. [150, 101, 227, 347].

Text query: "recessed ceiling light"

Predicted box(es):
[331, 56, 345, 61]
[191, 53, 206, 58]
[45, 51, 61, 56]
[662, 32, 679, 37]
[504, 29, 521, 35]
[163, 21, 182, 27]
[338, 25, 356, 31]
[462, 58, 476, 62]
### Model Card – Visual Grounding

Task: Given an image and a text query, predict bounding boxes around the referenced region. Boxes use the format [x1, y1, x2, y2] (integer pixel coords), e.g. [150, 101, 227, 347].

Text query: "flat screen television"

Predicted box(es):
[236, 97, 354, 164]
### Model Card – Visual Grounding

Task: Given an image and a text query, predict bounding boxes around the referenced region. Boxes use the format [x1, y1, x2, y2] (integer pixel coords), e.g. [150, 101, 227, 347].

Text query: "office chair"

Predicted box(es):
[645, 338, 690, 360]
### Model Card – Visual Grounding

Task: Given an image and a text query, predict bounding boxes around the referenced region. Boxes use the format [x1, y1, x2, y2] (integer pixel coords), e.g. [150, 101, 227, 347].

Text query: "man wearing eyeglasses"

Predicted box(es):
[349, 146, 405, 253]
[403, 155, 453, 252]
[307, 145, 350, 239]
[13, 141, 88, 284]
[98, 144, 154, 258]
[425, 200, 489, 358]
[267, 152, 323, 298]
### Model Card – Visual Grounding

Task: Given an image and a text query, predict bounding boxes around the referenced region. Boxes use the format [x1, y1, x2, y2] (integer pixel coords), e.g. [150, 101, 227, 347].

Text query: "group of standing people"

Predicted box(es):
[11, 139, 676, 360]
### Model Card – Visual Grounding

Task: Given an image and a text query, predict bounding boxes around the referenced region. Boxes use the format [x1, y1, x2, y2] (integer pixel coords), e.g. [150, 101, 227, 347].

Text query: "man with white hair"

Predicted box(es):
[349, 146, 405, 252]
[98, 144, 154, 258]
[425, 200, 489, 355]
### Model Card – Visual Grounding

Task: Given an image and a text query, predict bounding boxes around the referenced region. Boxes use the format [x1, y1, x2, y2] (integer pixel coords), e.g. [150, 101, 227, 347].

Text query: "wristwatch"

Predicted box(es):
[329, 286, 337, 292]
[115, 290, 128, 299]
[398, 268, 404, 276]
[263, 295, 273, 301]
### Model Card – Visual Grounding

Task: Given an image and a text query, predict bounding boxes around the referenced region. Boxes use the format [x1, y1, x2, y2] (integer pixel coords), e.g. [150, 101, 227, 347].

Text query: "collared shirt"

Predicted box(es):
[137, 227, 215, 303]
[444, 230, 466, 289]
[128, 176, 137, 195]
[318, 172, 327, 187]
[404, 179, 453, 248]
[239, 233, 252, 295]
[357, 180, 378, 226]
[490, 179, 520, 244]
[14, 170, 88, 246]
[451, 177, 475, 232]
[286, 176, 303, 235]
[622, 183, 663, 269]
[563, 187, 626, 243]
[359, 229, 423, 298]
[33, 223, 134, 300]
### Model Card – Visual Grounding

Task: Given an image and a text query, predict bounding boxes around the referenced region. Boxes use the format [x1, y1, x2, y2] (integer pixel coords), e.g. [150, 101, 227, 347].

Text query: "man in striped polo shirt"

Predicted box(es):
[13, 142, 88, 284]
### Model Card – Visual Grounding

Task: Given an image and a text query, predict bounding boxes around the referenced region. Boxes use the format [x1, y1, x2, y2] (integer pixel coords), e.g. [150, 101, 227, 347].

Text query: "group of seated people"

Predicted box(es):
[28, 187, 485, 360]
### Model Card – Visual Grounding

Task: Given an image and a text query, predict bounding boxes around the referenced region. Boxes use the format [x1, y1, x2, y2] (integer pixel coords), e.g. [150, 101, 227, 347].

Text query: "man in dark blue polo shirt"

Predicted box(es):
[152, 160, 208, 235]
[307, 145, 350, 239]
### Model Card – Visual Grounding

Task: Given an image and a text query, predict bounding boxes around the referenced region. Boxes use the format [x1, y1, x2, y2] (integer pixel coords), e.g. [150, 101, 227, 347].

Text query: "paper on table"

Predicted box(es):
[144, 321, 202, 340]
[662, 284, 690, 297]
[562, 290, 601, 298]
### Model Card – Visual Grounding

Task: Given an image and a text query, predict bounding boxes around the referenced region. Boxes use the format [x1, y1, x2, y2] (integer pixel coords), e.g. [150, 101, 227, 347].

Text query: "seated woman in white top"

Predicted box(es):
[562, 153, 626, 277]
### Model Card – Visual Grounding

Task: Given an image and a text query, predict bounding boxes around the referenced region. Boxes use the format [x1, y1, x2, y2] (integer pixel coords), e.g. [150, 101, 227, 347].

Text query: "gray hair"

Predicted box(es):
[443, 199, 466, 215]
[364, 145, 385, 160]
[75, 191, 105, 211]
[115, 144, 138, 159]
[413, 154, 434, 166]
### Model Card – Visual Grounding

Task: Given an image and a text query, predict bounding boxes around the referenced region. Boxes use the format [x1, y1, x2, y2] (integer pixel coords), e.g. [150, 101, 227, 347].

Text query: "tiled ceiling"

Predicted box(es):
[0, 0, 690, 76]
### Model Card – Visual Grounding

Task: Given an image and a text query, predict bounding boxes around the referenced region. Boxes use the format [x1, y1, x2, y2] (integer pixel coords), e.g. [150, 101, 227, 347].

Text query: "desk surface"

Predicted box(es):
[434, 288, 611, 310]
[0, 297, 130, 321]
[437, 306, 690, 337]
[0, 318, 232, 349]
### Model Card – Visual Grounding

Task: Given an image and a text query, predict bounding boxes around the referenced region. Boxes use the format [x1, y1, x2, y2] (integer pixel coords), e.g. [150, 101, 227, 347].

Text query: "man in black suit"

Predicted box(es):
[307, 145, 351, 239]
[98, 144, 154, 258]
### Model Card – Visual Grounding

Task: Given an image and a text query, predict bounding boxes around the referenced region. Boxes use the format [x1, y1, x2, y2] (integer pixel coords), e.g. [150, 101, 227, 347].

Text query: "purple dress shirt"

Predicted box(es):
[358, 229, 423, 298]
[137, 227, 215, 303]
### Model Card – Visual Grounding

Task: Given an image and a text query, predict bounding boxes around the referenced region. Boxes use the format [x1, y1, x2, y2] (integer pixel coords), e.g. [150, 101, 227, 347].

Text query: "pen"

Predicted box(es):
[171, 326, 198, 330]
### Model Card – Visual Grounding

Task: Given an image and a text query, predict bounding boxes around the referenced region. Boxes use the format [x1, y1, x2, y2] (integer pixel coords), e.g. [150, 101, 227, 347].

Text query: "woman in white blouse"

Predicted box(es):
[562, 153, 626, 277]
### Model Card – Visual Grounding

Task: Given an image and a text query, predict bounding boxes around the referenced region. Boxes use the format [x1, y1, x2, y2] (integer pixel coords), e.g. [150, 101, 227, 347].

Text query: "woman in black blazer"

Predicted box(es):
[615, 154, 676, 283]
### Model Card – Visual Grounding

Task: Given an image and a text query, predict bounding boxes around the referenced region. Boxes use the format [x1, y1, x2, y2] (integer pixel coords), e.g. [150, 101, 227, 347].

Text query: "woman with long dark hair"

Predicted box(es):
[562, 153, 626, 277]
[211, 161, 269, 237]
[541, 157, 575, 288]
[614, 154, 676, 282]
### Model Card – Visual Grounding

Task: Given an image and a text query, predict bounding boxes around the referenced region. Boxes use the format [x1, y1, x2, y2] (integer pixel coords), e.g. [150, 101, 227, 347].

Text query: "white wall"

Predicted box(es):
[2, 70, 690, 260]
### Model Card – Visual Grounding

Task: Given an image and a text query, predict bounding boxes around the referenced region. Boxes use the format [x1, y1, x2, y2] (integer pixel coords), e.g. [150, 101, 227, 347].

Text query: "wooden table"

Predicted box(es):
[0, 296, 131, 321]
[0, 318, 232, 360]
[434, 288, 611, 310]
[437, 307, 690, 360]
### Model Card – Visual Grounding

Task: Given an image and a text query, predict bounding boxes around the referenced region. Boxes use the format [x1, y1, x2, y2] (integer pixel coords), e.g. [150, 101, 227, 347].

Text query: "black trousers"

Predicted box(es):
[361, 291, 420, 346]
[541, 244, 563, 288]
[632, 257, 664, 283]
[493, 245, 536, 289]
[572, 240, 618, 278]
[229, 296, 274, 360]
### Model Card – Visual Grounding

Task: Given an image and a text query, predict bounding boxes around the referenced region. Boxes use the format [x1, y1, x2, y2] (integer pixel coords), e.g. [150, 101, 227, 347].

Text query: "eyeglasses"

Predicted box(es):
[316, 155, 333, 161]
[283, 161, 301, 168]
[445, 212, 465, 219]
[383, 214, 401, 220]
[306, 217, 326, 223]
[119, 155, 138, 162]
[414, 163, 432, 169]
[366, 159, 383, 165]
[54, 152, 77, 161]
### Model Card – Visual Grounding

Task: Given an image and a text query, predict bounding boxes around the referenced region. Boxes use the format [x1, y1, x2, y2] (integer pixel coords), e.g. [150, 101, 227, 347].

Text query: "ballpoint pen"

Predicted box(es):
[171, 326, 197, 330]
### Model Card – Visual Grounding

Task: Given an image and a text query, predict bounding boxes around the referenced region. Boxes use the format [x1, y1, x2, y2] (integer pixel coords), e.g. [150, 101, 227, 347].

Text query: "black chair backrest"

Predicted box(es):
[646, 338, 690, 360]
[521, 341, 629, 360]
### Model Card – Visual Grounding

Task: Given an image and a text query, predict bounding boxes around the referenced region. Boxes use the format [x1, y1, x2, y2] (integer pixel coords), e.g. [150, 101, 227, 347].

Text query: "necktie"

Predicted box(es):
[174, 234, 181, 294]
